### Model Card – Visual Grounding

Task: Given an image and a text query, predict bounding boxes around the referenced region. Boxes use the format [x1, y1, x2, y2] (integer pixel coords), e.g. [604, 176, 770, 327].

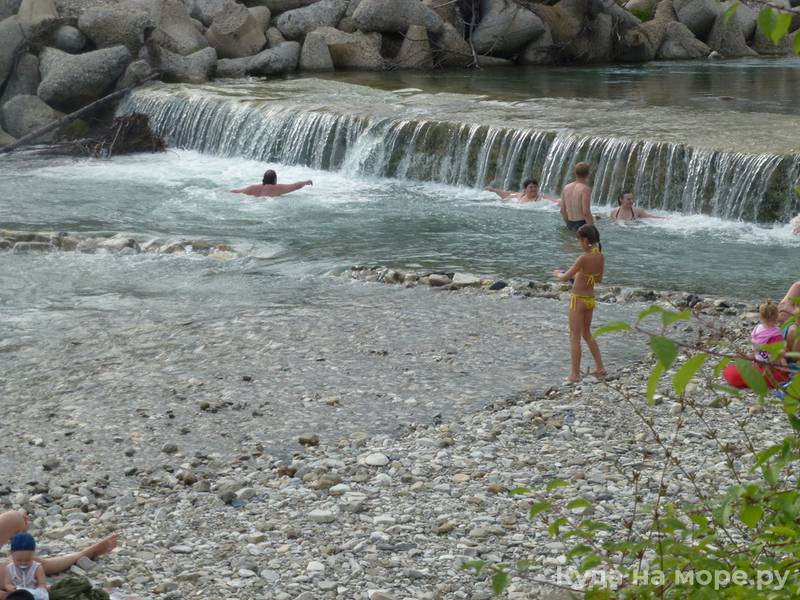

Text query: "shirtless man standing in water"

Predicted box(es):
[560, 162, 593, 230]
[230, 169, 312, 198]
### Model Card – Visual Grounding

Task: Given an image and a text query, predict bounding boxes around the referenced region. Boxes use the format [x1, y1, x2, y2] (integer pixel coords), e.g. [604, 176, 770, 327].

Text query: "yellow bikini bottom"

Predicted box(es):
[570, 293, 596, 311]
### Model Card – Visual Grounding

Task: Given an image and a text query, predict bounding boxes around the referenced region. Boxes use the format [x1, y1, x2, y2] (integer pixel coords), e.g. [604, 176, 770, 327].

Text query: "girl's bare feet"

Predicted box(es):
[565, 375, 581, 383]
[590, 369, 608, 378]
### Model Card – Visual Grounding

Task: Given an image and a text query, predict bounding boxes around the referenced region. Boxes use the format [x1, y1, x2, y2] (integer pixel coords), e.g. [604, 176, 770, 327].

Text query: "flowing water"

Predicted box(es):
[2, 60, 799, 449]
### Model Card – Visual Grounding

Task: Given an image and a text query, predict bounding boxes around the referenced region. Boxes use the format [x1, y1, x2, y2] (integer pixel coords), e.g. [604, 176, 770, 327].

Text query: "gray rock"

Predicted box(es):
[427, 273, 451, 286]
[471, 0, 546, 55]
[394, 24, 433, 69]
[248, 40, 300, 74]
[53, 25, 85, 53]
[0, 53, 40, 109]
[0, 16, 27, 88]
[249, 0, 317, 13]
[656, 21, 710, 59]
[308, 509, 335, 523]
[137, 0, 210, 56]
[706, 12, 757, 56]
[674, 0, 722, 40]
[0, 126, 14, 146]
[751, 26, 795, 55]
[517, 25, 556, 65]
[77, 5, 152, 55]
[186, 0, 239, 27]
[276, 0, 348, 40]
[115, 59, 154, 90]
[719, 0, 756, 39]
[266, 26, 287, 47]
[206, 2, 266, 58]
[249, 5, 271, 32]
[0, 0, 22, 20]
[364, 452, 389, 466]
[432, 21, 473, 67]
[17, 0, 56, 27]
[161, 442, 178, 453]
[299, 29, 335, 71]
[38, 46, 131, 108]
[2, 96, 62, 142]
[451, 272, 481, 288]
[150, 44, 217, 83]
[353, 0, 444, 35]
[327, 31, 383, 69]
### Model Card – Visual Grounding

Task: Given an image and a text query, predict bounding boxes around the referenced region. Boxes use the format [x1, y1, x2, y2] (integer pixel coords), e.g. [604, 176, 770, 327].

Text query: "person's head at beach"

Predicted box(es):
[759, 300, 779, 328]
[618, 191, 634, 208]
[9, 532, 36, 568]
[576, 223, 601, 252]
[522, 178, 539, 197]
[574, 162, 590, 180]
[262, 169, 277, 185]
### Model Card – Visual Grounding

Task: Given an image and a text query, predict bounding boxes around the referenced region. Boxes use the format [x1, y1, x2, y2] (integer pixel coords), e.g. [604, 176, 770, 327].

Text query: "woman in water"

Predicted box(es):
[610, 191, 665, 221]
[553, 224, 607, 382]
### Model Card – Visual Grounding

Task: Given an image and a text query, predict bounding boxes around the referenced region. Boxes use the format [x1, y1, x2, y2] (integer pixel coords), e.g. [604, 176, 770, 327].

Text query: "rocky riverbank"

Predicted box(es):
[2, 0, 798, 149]
[1, 265, 783, 599]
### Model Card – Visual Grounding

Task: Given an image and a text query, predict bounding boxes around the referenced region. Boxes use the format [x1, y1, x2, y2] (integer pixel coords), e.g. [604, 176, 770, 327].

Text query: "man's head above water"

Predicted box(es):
[262, 169, 277, 185]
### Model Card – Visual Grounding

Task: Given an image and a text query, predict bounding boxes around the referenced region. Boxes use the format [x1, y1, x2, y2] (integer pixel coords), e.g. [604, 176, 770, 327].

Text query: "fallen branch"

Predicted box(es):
[0, 73, 159, 155]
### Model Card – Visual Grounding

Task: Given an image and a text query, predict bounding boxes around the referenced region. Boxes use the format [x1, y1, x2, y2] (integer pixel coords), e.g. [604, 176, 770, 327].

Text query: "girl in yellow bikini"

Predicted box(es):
[552, 224, 607, 382]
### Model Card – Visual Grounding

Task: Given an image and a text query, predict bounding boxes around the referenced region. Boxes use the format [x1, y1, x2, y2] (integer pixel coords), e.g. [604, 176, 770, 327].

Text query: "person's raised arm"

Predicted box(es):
[636, 207, 666, 219]
[553, 257, 581, 282]
[582, 186, 593, 225]
[485, 186, 512, 199]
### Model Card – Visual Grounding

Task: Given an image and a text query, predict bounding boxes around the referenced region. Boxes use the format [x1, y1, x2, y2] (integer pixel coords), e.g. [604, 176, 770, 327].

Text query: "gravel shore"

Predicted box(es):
[1, 265, 785, 600]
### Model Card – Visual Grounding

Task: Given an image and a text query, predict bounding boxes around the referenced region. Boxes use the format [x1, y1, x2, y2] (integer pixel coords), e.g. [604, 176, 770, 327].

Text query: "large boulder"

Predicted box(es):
[394, 24, 433, 68]
[266, 26, 287, 46]
[673, 0, 722, 40]
[1, 94, 62, 140]
[751, 26, 795, 54]
[249, 5, 271, 31]
[206, 2, 266, 57]
[38, 46, 131, 108]
[148, 44, 216, 82]
[422, 0, 460, 28]
[53, 24, 86, 53]
[657, 20, 710, 58]
[431, 21, 473, 66]
[299, 28, 335, 70]
[706, 11, 757, 56]
[135, 0, 209, 55]
[77, 5, 153, 55]
[216, 40, 299, 76]
[0, 53, 40, 108]
[0, 0, 22, 20]
[353, 0, 444, 35]
[276, 0, 348, 40]
[471, 0, 546, 55]
[186, 0, 238, 27]
[719, 0, 756, 39]
[115, 59, 154, 89]
[0, 16, 28, 88]
[517, 26, 558, 64]
[328, 30, 383, 68]
[0, 126, 14, 146]
[16, 0, 56, 27]
[244, 0, 318, 12]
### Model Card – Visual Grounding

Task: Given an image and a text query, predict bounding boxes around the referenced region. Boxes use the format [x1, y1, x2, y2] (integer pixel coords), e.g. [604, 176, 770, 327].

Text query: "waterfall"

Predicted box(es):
[121, 86, 800, 223]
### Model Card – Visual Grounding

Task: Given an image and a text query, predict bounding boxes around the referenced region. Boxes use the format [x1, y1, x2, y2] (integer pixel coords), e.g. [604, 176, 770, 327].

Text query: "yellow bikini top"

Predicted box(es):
[580, 246, 602, 286]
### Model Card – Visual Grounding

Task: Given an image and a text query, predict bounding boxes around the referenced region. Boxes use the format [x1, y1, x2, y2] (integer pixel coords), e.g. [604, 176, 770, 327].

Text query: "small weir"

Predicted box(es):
[121, 80, 800, 223]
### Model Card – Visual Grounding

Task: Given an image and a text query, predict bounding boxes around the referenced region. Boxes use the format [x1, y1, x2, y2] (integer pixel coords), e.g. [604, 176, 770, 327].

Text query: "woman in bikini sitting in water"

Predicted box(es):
[553, 224, 607, 382]
[610, 191, 665, 221]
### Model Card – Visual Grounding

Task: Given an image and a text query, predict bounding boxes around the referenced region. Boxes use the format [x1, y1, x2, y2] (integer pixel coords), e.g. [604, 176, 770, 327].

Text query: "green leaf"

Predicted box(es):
[651, 336, 678, 368]
[740, 504, 764, 528]
[647, 361, 665, 404]
[492, 571, 509, 595]
[758, 8, 776, 42]
[714, 356, 731, 377]
[755, 444, 783, 468]
[723, 1, 739, 26]
[579, 554, 603, 573]
[509, 487, 531, 496]
[593, 321, 631, 337]
[567, 544, 594, 559]
[773, 12, 793, 44]
[567, 498, 593, 511]
[638, 305, 665, 322]
[735, 359, 769, 397]
[710, 383, 742, 396]
[529, 501, 553, 519]
[672, 354, 707, 395]
[662, 309, 691, 327]
[547, 479, 570, 492]
[768, 526, 797, 539]
[549, 517, 568, 537]
[461, 560, 486, 573]
[515, 560, 533, 571]
[757, 8, 792, 45]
